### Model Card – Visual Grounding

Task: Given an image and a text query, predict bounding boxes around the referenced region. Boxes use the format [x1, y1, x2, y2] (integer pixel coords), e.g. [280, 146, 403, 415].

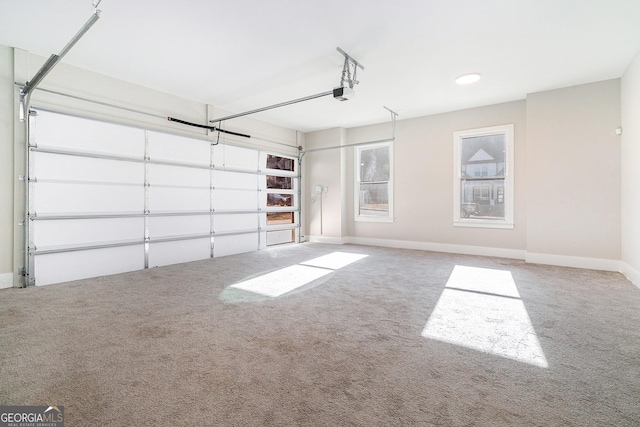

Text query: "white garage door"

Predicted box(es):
[27, 109, 299, 286]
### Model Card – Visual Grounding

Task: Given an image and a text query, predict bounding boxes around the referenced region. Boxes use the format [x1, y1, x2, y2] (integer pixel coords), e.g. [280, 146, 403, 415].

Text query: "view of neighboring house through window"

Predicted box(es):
[453, 124, 514, 228]
[355, 141, 393, 222]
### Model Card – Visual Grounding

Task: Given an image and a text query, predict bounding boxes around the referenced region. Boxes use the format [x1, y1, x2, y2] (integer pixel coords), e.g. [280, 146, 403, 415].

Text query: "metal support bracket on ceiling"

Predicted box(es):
[336, 47, 364, 89]
[19, 1, 102, 121]
[208, 47, 365, 124]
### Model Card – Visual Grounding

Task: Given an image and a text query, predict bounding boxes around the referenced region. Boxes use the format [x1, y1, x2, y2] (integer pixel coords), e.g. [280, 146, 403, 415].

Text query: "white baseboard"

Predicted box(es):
[307, 236, 629, 274]
[307, 235, 349, 245]
[525, 252, 620, 272]
[344, 236, 527, 260]
[0, 273, 13, 289]
[620, 262, 640, 289]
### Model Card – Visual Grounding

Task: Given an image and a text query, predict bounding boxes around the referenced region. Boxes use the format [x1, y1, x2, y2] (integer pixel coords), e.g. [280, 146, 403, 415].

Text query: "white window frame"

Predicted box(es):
[453, 124, 514, 229]
[354, 141, 394, 223]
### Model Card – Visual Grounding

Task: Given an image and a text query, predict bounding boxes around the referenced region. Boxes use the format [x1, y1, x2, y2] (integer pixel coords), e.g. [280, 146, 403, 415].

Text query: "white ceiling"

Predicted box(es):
[1, 0, 640, 132]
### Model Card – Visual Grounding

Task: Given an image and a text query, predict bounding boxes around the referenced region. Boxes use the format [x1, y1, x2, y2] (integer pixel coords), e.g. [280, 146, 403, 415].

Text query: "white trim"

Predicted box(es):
[525, 252, 620, 272]
[453, 124, 514, 229]
[0, 273, 13, 289]
[620, 262, 640, 289]
[308, 235, 348, 245]
[308, 237, 629, 274]
[453, 220, 514, 229]
[353, 215, 394, 223]
[354, 140, 394, 223]
[346, 237, 526, 260]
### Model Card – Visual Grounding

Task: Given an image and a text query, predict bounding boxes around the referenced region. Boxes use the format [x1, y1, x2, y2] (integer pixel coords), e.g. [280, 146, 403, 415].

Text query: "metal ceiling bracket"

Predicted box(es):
[384, 106, 399, 138]
[336, 47, 365, 89]
[19, 3, 102, 120]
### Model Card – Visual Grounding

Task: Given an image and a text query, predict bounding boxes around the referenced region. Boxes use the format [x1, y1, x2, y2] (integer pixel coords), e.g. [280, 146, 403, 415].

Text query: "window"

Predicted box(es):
[355, 141, 393, 222]
[267, 193, 292, 207]
[266, 175, 292, 189]
[453, 124, 514, 228]
[264, 153, 297, 246]
[267, 212, 294, 225]
[266, 154, 294, 171]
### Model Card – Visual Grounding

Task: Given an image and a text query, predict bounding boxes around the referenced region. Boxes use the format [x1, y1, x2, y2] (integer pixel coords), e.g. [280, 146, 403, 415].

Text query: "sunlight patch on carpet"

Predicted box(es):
[230, 252, 368, 297]
[300, 252, 369, 270]
[231, 265, 332, 297]
[422, 265, 548, 368]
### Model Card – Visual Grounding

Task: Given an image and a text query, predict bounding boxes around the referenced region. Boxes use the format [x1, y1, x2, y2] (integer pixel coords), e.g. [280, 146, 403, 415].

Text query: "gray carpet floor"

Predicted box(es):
[1, 243, 639, 426]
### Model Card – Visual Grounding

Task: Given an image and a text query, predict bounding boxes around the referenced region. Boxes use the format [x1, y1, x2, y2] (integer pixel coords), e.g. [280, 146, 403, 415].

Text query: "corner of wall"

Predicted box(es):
[525, 79, 622, 262]
[621, 47, 640, 283]
[0, 46, 16, 283]
[620, 262, 640, 289]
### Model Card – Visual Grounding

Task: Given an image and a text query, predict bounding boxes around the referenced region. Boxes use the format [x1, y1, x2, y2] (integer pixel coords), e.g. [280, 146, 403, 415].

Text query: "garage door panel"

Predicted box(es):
[33, 182, 144, 214]
[148, 215, 210, 238]
[148, 164, 210, 187]
[213, 213, 258, 233]
[147, 131, 210, 165]
[34, 245, 145, 286]
[267, 230, 294, 246]
[214, 233, 259, 257]
[213, 190, 258, 211]
[34, 217, 143, 248]
[35, 110, 144, 157]
[211, 170, 257, 190]
[147, 187, 210, 212]
[148, 239, 211, 267]
[212, 145, 258, 170]
[32, 152, 144, 184]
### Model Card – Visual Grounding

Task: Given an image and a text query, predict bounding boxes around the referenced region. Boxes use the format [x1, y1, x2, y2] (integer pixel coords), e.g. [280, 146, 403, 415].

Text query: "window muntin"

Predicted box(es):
[454, 125, 513, 228]
[355, 142, 393, 222]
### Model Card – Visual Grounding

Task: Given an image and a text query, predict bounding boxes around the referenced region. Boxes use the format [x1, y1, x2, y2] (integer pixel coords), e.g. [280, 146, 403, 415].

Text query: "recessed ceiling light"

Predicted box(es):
[456, 73, 481, 85]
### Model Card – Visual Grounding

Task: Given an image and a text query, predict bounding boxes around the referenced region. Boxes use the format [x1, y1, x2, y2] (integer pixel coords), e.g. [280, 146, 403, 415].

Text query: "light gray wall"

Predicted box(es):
[306, 80, 624, 269]
[622, 49, 640, 286]
[347, 101, 527, 254]
[305, 101, 528, 258]
[303, 128, 347, 240]
[0, 46, 14, 287]
[526, 80, 621, 265]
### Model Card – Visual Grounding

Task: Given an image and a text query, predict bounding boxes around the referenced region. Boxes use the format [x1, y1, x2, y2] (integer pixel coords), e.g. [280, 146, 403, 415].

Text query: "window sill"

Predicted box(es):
[454, 220, 514, 229]
[355, 216, 394, 223]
